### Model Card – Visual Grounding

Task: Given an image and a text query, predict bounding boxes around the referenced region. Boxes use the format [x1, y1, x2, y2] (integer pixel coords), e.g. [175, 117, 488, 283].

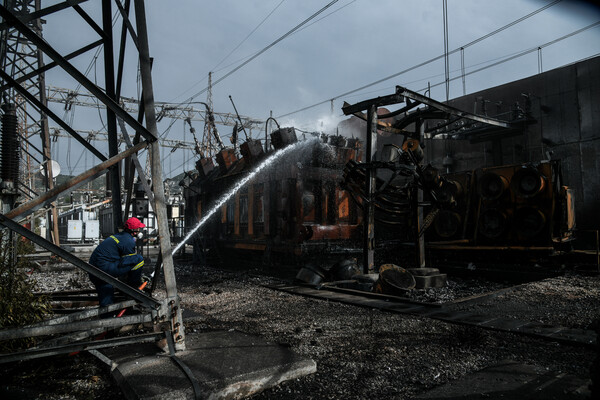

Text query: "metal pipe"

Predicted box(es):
[35, 327, 107, 349]
[5, 141, 146, 220]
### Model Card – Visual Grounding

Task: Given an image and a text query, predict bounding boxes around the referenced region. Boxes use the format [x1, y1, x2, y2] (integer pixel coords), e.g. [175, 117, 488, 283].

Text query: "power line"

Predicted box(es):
[212, 0, 287, 72]
[275, 0, 564, 118]
[294, 0, 357, 35]
[207, 0, 357, 76]
[184, 0, 341, 103]
[170, 0, 288, 103]
[158, 0, 342, 137]
[417, 20, 600, 92]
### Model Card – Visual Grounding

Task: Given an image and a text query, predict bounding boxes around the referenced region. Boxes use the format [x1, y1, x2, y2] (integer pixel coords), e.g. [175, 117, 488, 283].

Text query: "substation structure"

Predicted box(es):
[0, 1, 186, 365]
[183, 85, 577, 283]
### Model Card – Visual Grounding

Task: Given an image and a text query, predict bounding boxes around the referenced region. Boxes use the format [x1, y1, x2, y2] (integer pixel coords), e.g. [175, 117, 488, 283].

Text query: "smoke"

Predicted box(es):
[280, 113, 346, 136]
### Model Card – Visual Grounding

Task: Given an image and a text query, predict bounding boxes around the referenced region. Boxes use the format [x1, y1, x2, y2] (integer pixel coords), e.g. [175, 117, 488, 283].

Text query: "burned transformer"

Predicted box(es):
[182, 127, 364, 269]
[183, 85, 577, 276]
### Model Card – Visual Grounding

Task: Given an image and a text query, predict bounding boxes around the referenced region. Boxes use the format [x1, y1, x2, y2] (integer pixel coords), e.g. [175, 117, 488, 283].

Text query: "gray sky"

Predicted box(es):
[40, 0, 600, 177]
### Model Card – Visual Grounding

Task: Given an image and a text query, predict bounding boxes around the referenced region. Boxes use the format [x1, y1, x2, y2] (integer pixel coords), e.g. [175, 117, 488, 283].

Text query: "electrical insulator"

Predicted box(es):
[1, 104, 19, 183]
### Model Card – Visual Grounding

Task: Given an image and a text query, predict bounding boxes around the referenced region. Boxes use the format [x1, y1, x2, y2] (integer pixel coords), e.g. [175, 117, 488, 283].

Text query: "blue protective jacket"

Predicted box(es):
[89, 231, 144, 277]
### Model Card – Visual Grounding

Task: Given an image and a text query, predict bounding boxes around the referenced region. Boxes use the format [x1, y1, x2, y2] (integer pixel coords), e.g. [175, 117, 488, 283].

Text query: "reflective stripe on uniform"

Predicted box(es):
[131, 260, 144, 271]
[123, 253, 137, 257]
[110, 235, 119, 244]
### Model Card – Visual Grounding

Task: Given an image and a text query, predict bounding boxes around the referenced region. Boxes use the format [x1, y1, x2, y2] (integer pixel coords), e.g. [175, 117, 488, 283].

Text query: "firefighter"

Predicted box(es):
[89, 217, 146, 308]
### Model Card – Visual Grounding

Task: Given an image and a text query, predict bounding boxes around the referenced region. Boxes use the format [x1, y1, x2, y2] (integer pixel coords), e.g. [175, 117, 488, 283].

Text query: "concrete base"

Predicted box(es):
[415, 360, 590, 399]
[100, 330, 316, 400]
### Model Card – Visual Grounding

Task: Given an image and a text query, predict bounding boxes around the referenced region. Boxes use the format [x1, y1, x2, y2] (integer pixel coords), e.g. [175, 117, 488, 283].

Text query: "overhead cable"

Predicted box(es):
[171, 0, 288, 103]
[416, 20, 600, 93]
[210, 0, 357, 75]
[211, 0, 287, 72]
[184, 0, 340, 103]
[202, 0, 356, 79]
[275, 0, 563, 118]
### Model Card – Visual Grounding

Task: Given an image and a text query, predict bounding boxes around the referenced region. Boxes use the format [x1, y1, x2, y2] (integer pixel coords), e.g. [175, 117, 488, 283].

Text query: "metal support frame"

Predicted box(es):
[342, 86, 514, 270]
[0, 5, 157, 142]
[362, 105, 377, 273]
[0, 214, 159, 308]
[134, 0, 184, 350]
[5, 141, 146, 220]
[45, 85, 265, 132]
[0, 1, 183, 362]
[0, 313, 152, 341]
[103, 0, 124, 230]
[0, 332, 165, 364]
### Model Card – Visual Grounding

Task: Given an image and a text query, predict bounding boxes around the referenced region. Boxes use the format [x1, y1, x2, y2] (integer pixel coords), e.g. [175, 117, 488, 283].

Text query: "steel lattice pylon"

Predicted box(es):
[0, 0, 186, 363]
[0, 0, 59, 242]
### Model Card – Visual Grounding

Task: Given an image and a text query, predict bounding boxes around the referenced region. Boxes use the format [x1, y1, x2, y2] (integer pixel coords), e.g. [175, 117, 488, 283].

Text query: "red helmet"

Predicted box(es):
[124, 217, 145, 230]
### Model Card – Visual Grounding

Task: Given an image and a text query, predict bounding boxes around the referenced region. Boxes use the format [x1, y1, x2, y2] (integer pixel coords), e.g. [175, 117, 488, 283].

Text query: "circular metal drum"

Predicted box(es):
[434, 210, 462, 238]
[478, 172, 509, 201]
[512, 166, 546, 198]
[478, 208, 507, 239]
[514, 206, 547, 239]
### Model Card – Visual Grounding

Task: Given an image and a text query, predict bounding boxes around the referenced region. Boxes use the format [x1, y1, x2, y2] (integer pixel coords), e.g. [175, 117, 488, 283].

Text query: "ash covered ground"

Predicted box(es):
[1, 256, 599, 399]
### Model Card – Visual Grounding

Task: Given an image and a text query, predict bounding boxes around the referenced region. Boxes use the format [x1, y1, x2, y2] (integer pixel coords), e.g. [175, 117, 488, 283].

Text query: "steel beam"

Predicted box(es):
[115, 0, 133, 98]
[0, 69, 107, 161]
[0, 313, 152, 341]
[343, 86, 512, 130]
[0, 0, 89, 30]
[342, 89, 405, 115]
[395, 85, 512, 128]
[103, 0, 123, 229]
[24, 300, 137, 328]
[0, 332, 164, 364]
[135, 0, 185, 350]
[73, 3, 106, 39]
[0, 5, 157, 142]
[363, 105, 377, 273]
[0, 214, 159, 309]
[0, 39, 104, 93]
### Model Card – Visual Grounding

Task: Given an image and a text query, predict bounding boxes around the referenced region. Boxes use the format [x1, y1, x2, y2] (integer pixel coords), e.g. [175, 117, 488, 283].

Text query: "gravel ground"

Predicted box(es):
[170, 265, 599, 399]
[1, 256, 599, 399]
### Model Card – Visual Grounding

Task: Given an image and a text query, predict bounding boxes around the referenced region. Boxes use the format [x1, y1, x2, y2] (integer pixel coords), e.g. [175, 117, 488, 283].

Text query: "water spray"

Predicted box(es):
[173, 137, 319, 253]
